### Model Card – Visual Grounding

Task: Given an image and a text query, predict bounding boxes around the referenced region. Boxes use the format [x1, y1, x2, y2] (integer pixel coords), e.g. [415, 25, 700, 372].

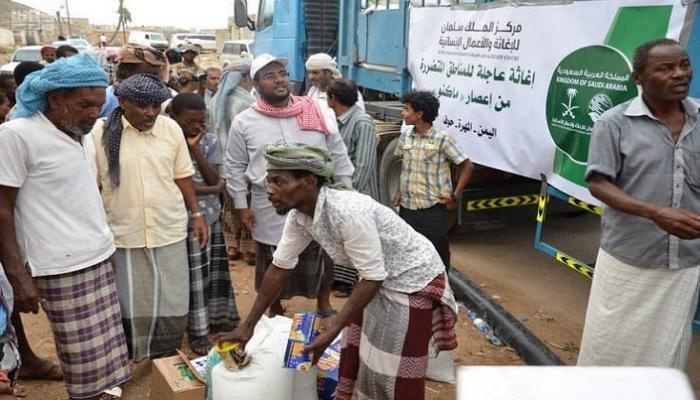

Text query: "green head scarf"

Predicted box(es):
[263, 143, 349, 190]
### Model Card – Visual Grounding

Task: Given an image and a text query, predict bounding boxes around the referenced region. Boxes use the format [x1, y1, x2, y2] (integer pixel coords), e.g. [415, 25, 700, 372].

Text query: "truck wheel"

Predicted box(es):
[378, 137, 402, 210]
[194, 44, 203, 53]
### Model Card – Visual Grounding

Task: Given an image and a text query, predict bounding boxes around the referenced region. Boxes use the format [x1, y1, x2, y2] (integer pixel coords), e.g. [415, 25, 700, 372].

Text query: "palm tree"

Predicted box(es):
[108, 0, 132, 45]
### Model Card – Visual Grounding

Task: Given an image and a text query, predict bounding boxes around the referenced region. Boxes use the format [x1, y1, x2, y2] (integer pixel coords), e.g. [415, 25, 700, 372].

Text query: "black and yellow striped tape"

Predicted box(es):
[466, 195, 539, 211]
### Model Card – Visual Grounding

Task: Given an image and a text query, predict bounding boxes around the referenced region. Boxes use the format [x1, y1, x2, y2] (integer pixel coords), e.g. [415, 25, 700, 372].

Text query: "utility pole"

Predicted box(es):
[56, 11, 64, 38]
[65, 0, 72, 37]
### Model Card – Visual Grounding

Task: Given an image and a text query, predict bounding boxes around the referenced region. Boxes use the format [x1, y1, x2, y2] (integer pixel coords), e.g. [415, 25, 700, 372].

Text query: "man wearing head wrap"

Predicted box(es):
[0, 53, 131, 399]
[99, 44, 170, 118]
[226, 53, 354, 317]
[39, 46, 56, 65]
[210, 59, 256, 263]
[216, 144, 458, 400]
[175, 45, 203, 78]
[305, 52, 365, 111]
[91, 73, 209, 362]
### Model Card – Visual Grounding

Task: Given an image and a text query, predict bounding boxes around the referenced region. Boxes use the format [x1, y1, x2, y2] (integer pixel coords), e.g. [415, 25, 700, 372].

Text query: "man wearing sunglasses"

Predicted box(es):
[225, 53, 354, 317]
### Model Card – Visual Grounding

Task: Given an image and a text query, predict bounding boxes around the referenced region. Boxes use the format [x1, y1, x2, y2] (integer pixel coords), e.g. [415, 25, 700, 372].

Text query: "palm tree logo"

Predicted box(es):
[562, 88, 579, 119]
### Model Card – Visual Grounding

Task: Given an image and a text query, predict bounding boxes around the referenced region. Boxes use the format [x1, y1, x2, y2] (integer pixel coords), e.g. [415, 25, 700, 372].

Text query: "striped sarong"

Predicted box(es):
[222, 191, 255, 257]
[337, 273, 457, 400]
[255, 241, 333, 300]
[35, 260, 131, 399]
[186, 220, 239, 350]
[113, 240, 189, 362]
[578, 248, 700, 369]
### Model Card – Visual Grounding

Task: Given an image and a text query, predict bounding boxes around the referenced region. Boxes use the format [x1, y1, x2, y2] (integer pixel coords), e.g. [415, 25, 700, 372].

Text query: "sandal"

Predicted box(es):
[98, 386, 122, 399]
[18, 358, 62, 381]
[332, 288, 352, 298]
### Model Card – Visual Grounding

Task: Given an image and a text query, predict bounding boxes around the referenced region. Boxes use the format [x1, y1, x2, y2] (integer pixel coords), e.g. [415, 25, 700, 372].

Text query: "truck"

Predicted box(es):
[231, 0, 700, 296]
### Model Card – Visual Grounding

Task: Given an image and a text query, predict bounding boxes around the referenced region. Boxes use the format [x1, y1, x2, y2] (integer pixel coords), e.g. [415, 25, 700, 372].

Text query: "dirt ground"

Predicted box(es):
[17, 260, 523, 399]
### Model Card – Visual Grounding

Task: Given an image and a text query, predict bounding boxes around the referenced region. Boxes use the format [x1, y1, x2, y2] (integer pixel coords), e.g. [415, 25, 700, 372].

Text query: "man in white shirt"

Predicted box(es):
[216, 144, 457, 400]
[0, 54, 130, 400]
[226, 54, 355, 316]
[305, 53, 365, 110]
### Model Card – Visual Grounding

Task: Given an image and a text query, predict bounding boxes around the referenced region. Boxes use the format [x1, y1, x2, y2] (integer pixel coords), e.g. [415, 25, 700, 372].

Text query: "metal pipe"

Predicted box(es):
[448, 269, 565, 365]
[357, 62, 400, 73]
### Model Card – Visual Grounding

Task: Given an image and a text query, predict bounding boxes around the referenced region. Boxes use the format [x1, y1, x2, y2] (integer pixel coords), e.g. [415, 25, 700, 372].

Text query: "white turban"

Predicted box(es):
[305, 53, 341, 78]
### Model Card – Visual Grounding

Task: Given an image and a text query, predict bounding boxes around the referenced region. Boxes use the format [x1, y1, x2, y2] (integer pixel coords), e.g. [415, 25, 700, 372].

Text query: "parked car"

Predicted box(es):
[128, 31, 168, 51]
[0, 45, 43, 75]
[219, 39, 252, 66]
[184, 34, 217, 53]
[52, 38, 95, 53]
[52, 39, 100, 63]
[169, 33, 191, 49]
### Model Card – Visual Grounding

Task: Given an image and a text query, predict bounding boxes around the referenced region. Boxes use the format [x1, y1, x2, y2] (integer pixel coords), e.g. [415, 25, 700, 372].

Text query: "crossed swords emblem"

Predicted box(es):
[561, 88, 579, 119]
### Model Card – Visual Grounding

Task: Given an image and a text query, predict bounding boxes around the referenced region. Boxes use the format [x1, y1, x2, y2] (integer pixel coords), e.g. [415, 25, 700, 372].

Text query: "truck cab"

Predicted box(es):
[238, 0, 340, 94]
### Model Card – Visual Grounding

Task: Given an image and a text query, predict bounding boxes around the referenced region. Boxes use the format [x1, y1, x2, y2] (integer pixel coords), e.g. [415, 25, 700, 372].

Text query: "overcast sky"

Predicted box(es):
[14, 0, 260, 30]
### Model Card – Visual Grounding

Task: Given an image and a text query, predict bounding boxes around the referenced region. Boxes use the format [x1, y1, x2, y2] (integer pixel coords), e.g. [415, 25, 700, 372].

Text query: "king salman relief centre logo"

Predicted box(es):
[546, 45, 637, 186]
[545, 5, 674, 187]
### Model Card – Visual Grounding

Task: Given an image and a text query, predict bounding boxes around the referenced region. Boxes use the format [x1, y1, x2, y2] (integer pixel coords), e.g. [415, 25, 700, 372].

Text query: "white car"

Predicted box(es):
[184, 34, 217, 53]
[220, 40, 252, 66]
[52, 38, 94, 53]
[128, 31, 168, 52]
[169, 33, 191, 49]
[0, 46, 43, 75]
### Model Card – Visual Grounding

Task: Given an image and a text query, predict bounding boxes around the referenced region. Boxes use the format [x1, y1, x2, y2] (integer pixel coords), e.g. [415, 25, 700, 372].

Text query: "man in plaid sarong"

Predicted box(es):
[0, 55, 131, 399]
[215, 144, 458, 400]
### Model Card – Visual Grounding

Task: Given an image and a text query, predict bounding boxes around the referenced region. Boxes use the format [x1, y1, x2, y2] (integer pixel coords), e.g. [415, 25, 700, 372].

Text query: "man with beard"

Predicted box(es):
[306, 53, 364, 111]
[39, 46, 56, 65]
[578, 39, 700, 369]
[0, 54, 131, 400]
[226, 54, 354, 316]
[216, 144, 457, 400]
[91, 74, 208, 362]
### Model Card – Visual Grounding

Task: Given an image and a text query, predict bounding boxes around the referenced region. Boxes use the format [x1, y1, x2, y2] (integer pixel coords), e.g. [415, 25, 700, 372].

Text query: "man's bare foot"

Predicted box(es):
[17, 357, 62, 381]
[227, 246, 240, 261]
[244, 252, 256, 266]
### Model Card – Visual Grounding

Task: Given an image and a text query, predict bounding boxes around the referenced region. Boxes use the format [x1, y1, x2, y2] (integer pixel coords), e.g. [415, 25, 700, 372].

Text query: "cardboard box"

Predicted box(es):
[283, 312, 322, 371]
[151, 355, 206, 400]
[317, 334, 341, 400]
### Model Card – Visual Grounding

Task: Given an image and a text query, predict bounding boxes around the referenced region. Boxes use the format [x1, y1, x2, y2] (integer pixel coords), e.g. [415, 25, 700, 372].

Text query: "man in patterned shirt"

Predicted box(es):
[393, 90, 473, 270]
[215, 144, 458, 400]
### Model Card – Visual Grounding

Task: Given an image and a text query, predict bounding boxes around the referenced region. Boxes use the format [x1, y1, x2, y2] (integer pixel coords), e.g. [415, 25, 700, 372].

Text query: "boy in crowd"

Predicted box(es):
[393, 91, 473, 270]
[170, 93, 239, 355]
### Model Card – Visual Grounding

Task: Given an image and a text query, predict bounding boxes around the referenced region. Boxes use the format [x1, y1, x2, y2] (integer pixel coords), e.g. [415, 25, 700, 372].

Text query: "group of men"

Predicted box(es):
[0, 36, 696, 400]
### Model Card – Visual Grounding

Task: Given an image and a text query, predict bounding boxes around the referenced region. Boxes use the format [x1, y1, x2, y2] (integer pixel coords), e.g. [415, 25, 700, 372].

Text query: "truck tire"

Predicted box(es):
[378, 137, 402, 209]
[194, 44, 203, 53]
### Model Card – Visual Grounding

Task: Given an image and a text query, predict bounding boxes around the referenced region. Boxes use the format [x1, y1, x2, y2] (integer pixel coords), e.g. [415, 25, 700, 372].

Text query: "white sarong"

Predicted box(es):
[578, 248, 700, 369]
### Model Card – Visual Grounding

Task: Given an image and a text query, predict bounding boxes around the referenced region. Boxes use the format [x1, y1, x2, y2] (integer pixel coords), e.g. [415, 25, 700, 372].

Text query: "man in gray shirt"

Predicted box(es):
[226, 54, 354, 316]
[578, 38, 700, 369]
[326, 79, 379, 297]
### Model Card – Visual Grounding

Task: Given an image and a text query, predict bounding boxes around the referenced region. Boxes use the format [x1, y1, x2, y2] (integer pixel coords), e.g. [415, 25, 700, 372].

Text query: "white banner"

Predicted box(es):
[408, 1, 686, 204]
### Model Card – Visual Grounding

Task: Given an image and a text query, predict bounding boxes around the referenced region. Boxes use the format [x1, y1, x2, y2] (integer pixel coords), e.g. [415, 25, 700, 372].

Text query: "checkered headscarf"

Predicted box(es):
[103, 74, 171, 187]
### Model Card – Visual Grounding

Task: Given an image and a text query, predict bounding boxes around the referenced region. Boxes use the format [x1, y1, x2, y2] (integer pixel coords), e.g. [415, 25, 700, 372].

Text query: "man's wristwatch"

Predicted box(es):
[190, 211, 204, 218]
[451, 192, 459, 202]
